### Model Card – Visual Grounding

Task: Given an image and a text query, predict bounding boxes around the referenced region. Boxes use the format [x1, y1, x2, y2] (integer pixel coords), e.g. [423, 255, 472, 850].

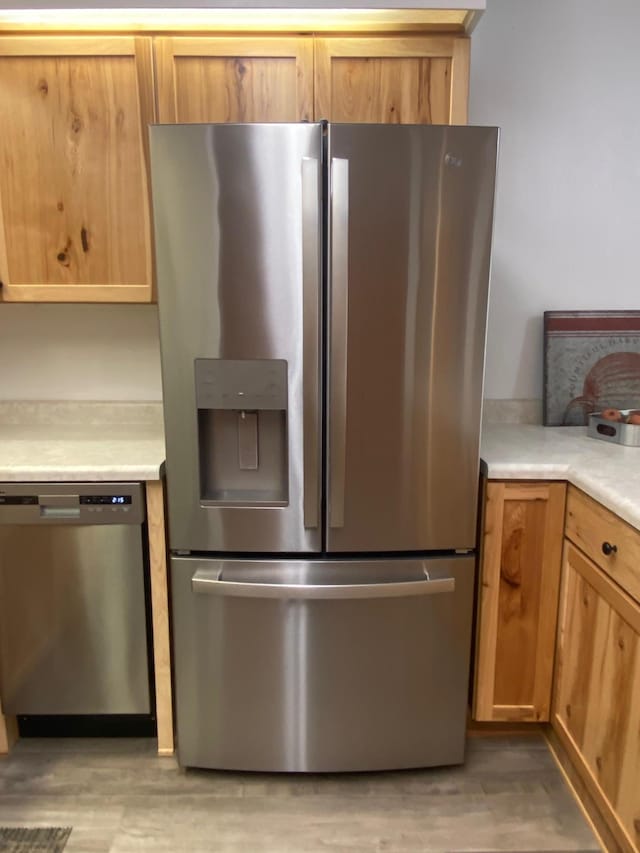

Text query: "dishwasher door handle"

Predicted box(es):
[40, 506, 81, 519]
[191, 568, 455, 600]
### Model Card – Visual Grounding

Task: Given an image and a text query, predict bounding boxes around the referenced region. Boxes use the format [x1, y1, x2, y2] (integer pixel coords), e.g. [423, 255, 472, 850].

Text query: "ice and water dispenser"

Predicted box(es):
[195, 359, 289, 505]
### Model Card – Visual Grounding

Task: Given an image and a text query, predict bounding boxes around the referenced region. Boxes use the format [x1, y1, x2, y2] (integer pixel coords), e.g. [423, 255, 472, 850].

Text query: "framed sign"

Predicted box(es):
[543, 311, 640, 426]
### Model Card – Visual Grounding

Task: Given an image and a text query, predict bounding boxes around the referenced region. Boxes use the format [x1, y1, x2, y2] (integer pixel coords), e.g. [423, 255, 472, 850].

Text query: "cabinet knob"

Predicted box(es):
[602, 541, 618, 556]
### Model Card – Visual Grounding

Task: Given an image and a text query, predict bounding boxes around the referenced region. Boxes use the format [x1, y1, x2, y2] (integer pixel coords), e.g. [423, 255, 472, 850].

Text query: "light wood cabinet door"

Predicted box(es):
[553, 541, 640, 853]
[314, 35, 469, 124]
[155, 37, 313, 123]
[473, 481, 567, 722]
[0, 36, 155, 302]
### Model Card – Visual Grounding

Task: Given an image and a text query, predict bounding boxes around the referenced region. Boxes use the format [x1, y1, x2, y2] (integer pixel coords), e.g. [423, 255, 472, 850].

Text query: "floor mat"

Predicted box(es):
[0, 827, 71, 852]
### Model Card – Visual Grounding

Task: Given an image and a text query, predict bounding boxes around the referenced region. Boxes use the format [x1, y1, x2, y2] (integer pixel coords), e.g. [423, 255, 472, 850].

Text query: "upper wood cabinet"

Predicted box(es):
[473, 481, 567, 723]
[155, 37, 313, 123]
[0, 36, 155, 302]
[314, 36, 469, 124]
[0, 30, 472, 303]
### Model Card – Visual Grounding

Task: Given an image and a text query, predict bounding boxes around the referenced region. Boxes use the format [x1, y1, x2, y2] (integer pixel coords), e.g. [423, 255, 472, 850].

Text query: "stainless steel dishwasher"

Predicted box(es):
[0, 483, 151, 717]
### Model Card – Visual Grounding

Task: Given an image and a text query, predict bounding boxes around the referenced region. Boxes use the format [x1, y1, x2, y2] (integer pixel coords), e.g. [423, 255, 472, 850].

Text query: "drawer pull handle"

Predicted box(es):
[602, 541, 618, 556]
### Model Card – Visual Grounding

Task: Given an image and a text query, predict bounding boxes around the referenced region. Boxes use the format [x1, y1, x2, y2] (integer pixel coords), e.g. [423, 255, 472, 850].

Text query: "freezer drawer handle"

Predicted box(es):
[191, 568, 454, 600]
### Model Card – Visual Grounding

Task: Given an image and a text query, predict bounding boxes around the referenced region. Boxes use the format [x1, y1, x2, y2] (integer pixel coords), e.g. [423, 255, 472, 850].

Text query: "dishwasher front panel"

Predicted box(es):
[0, 524, 151, 715]
[171, 554, 475, 772]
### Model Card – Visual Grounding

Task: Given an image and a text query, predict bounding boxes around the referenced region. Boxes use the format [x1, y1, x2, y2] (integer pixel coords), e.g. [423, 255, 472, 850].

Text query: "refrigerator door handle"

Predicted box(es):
[329, 157, 349, 529]
[302, 157, 321, 530]
[191, 567, 455, 600]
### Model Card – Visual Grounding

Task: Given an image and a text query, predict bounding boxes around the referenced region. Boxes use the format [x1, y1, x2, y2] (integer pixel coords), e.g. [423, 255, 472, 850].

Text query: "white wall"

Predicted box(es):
[0, 305, 162, 400]
[471, 0, 640, 400]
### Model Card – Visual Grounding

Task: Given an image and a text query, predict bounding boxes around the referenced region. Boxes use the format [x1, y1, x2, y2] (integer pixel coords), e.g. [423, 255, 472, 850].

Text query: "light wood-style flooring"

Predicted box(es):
[0, 734, 599, 852]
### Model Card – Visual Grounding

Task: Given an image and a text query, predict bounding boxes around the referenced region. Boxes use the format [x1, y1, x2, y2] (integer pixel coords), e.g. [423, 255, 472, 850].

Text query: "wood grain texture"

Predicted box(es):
[553, 541, 640, 852]
[565, 484, 640, 605]
[449, 37, 469, 123]
[0, 35, 137, 55]
[0, 174, 8, 301]
[0, 702, 18, 755]
[145, 480, 174, 757]
[0, 9, 472, 35]
[0, 36, 154, 302]
[554, 718, 635, 853]
[474, 481, 566, 723]
[155, 36, 312, 123]
[617, 646, 640, 851]
[474, 481, 505, 720]
[554, 544, 599, 748]
[546, 725, 624, 853]
[133, 35, 156, 302]
[532, 483, 567, 718]
[494, 496, 547, 706]
[315, 35, 467, 125]
[328, 56, 450, 124]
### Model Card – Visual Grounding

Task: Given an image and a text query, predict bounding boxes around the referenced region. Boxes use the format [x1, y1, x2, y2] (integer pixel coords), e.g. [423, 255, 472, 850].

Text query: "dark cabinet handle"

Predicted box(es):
[602, 541, 618, 556]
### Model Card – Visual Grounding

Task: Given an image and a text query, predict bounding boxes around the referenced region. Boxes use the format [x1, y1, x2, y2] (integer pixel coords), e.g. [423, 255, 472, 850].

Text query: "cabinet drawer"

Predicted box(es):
[565, 485, 640, 605]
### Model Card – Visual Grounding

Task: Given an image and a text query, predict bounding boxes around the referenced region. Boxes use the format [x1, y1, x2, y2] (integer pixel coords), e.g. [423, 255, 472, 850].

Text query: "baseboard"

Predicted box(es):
[466, 717, 544, 737]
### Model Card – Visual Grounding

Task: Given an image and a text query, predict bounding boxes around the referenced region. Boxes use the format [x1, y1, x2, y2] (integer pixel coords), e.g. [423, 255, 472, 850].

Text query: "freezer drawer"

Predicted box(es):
[171, 555, 475, 772]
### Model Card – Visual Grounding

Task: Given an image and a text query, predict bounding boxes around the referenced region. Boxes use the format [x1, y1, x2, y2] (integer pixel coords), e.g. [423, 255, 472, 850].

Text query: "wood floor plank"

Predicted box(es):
[0, 735, 600, 853]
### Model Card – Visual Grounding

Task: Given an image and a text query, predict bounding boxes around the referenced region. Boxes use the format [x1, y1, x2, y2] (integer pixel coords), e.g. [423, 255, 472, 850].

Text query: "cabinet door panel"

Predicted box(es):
[0, 36, 154, 302]
[473, 481, 566, 722]
[554, 558, 599, 747]
[155, 37, 313, 123]
[315, 36, 469, 125]
[554, 541, 640, 851]
[493, 496, 548, 706]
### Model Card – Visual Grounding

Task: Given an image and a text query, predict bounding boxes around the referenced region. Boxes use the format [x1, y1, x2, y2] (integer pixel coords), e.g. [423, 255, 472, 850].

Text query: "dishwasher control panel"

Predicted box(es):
[0, 483, 145, 525]
[80, 495, 133, 505]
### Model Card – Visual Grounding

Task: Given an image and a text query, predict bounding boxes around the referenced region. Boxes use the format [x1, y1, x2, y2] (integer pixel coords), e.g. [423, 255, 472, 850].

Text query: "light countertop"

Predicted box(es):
[0, 403, 165, 483]
[2, 406, 638, 524]
[481, 424, 640, 532]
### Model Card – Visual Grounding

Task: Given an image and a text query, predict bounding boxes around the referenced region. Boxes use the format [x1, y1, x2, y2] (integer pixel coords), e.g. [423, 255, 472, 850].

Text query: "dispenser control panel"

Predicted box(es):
[195, 359, 288, 411]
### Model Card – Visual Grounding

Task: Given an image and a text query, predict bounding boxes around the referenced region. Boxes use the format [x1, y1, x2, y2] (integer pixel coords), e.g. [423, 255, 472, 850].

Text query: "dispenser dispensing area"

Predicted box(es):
[195, 359, 289, 507]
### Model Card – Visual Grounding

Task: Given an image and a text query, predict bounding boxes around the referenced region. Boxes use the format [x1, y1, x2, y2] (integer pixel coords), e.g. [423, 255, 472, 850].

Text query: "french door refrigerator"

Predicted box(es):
[149, 122, 498, 772]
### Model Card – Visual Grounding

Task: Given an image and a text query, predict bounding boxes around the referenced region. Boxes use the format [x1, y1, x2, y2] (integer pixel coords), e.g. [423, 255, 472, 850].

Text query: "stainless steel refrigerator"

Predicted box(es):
[149, 122, 498, 772]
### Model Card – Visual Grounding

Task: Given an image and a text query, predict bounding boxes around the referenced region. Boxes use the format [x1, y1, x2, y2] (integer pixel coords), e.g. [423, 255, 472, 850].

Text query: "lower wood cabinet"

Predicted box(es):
[473, 480, 566, 722]
[553, 540, 640, 852]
